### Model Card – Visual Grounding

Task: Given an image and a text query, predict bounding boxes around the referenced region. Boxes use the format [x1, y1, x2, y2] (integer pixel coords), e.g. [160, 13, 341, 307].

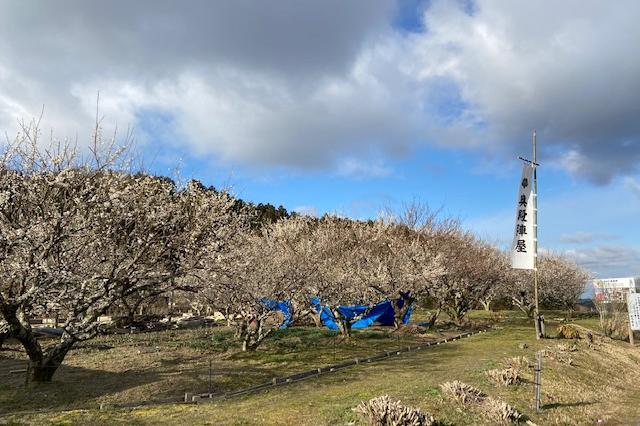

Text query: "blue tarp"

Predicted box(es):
[309, 297, 413, 331]
[260, 298, 293, 329]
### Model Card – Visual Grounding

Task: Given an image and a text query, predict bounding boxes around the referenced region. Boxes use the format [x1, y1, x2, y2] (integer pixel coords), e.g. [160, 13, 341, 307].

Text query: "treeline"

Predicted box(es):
[0, 125, 589, 382]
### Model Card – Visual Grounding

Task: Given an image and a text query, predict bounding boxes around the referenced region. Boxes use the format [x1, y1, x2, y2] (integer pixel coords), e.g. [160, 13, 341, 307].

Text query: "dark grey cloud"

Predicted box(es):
[0, 0, 415, 173]
[0, 0, 639, 182]
[411, 0, 640, 183]
[0, 1, 391, 80]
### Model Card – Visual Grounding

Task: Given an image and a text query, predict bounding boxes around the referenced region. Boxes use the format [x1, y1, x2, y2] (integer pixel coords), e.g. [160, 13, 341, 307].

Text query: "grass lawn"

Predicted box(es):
[2, 310, 640, 425]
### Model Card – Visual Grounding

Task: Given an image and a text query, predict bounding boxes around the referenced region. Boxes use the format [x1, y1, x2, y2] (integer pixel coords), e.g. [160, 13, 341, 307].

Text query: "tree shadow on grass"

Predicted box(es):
[1, 352, 277, 414]
[542, 400, 599, 410]
[0, 361, 164, 415]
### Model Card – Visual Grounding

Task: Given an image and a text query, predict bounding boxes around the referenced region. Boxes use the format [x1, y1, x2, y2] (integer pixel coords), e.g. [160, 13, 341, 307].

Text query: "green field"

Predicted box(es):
[2, 311, 640, 425]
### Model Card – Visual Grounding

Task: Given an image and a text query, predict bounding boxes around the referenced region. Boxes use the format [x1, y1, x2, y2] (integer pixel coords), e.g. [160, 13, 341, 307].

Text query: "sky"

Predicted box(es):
[1, 0, 639, 280]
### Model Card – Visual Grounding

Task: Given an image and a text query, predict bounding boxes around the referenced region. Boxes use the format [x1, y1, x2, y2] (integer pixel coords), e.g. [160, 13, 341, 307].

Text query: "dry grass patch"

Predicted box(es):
[485, 367, 522, 386]
[480, 398, 524, 424]
[440, 380, 485, 405]
[355, 395, 436, 426]
[441, 380, 524, 424]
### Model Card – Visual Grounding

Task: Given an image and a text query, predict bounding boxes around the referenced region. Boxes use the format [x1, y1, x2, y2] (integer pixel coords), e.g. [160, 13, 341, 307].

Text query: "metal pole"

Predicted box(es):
[629, 290, 635, 346]
[333, 335, 336, 361]
[534, 351, 542, 412]
[208, 359, 212, 394]
[532, 130, 543, 339]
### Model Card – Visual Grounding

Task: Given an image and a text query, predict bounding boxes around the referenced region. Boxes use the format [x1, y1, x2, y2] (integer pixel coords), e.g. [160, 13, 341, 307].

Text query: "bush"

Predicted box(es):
[440, 381, 525, 424]
[595, 300, 629, 340]
[354, 395, 436, 426]
[502, 356, 530, 370]
[440, 381, 485, 405]
[481, 398, 524, 424]
[486, 367, 522, 386]
[541, 347, 575, 366]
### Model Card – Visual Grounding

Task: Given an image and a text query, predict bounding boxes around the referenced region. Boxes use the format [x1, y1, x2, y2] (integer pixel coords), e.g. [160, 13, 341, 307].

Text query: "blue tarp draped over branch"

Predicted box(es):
[260, 297, 414, 330]
[309, 297, 413, 331]
[259, 298, 293, 329]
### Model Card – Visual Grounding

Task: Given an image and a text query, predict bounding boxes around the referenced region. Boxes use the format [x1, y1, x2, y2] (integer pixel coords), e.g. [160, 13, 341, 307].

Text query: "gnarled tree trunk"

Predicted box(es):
[237, 316, 273, 351]
[392, 292, 415, 329]
[0, 321, 10, 350]
[511, 296, 535, 318]
[310, 311, 323, 328]
[427, 308, 441, 330]
[479, 300, 492, 311]
[330, 308, 353, 338]
[28, 340, 75, 382]
[1, 304, 76, 382]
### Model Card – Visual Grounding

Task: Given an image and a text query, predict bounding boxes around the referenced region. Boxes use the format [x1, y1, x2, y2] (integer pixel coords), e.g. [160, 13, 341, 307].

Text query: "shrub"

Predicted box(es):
[486, 367, 522, 386]
[354, 395, 436, 426]
[502, 356, 530, 370]
[541, 348, 574, 366]
[556, 342, 579, 353]
[440, 381, 485, 405]
[440, 381, 525, 424]
[481, 398, 524, 424]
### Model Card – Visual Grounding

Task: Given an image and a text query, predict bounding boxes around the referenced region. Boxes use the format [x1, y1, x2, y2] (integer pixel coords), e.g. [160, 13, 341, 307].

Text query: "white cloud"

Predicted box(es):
[1, 1, 640, 182]
[625, 177, 640, 197]
[559, 232, 617, 244]
[409, 1, 640, 183]
[336, 158, 392, 179]
[293, 205, 317, 217]
[564, 245, 640, 278]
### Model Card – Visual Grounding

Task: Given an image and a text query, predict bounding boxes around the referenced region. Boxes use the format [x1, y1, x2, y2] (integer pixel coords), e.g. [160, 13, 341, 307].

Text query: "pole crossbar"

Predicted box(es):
[517, 156, 540, 166]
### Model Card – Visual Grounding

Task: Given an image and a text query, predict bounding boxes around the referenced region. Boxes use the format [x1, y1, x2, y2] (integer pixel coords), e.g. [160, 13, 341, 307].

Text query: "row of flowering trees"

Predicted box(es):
[0, 125, 589, 381]
[194, 209, 590, 350]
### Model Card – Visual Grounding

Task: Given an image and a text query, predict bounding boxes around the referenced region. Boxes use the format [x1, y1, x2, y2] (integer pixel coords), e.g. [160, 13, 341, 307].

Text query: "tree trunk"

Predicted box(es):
[480, 300, 492, 311]
[338, 320, 352, 338]
[241, 334, 252, 352]
[565, 307, 574, 321]
[512, 298, 535, 318]
[225, 307, 233, 327]
[1, 304, 76, 382]
[238, 318, 272, 351]
[393, 293, 415, 329]
[448, 308, 466, 326]
[330, 308, 352, 337]
[29, 340, 75, 382]
[1, 305, 43, 361]
[427, 309, 441, 330]
[0, 322, 10, 349]
[308, 311, 323, 328]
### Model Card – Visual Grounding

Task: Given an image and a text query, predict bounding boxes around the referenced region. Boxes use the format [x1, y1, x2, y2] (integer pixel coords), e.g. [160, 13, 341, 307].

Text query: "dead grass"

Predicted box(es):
[0, 317, 464, 415]
[2, 311, 640, 425]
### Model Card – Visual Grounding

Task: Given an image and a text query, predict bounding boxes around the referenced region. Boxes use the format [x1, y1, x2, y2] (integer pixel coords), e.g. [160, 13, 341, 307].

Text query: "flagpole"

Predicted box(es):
[532, 129, 543, 339]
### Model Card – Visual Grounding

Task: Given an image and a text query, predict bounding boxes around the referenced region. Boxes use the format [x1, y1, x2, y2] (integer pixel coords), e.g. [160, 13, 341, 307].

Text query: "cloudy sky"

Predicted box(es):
[1, 0, 639, 280]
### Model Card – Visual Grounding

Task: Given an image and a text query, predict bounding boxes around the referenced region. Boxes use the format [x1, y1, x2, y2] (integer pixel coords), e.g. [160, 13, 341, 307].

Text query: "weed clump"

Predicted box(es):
[441, 381, 525, 424]
[557, 324, 594, 342]
[502, 356, 530, 369]
[481, 398, 524, 424]
[354, 395, 436, 426]
[486, 367, 522, 386]
[541, 346, 576, 366]
[440, 381, 485, 405]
